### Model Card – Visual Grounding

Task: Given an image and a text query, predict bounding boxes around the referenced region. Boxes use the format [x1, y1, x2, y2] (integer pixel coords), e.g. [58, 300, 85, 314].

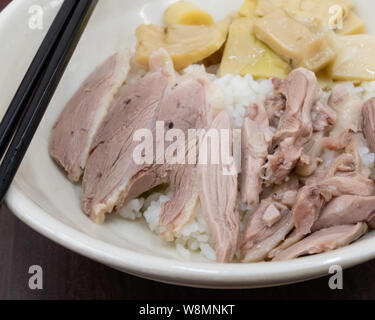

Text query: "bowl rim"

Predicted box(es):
[3, 0, 375, 289]
[7, 183, 375, 288]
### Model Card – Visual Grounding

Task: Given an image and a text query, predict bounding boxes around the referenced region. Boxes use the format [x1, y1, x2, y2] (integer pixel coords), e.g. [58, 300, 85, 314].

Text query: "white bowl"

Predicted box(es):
[2, 0, 375, 289]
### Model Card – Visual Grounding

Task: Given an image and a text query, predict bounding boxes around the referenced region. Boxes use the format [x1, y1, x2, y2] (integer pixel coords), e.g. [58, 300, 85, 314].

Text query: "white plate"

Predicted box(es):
[2, 0, 375, 289]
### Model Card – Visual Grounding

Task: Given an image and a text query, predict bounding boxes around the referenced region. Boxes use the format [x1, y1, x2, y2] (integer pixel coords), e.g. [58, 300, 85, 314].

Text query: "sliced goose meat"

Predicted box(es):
[320, 174, 375, 195]
[320, 130, 353, 151]
[362, 97, 375, 153]
[241, 196, 294, 262]
[50, 51, 131, 181]
[82, 69, 170, 223]
[307, 153, 355, 184]
[158, 103, 209, 239]
[263, 203, 282, 227]
[158, 66, 214, 239]
[123, 50, 211, 205]
[273, 223, 368, 261]
[293, 154, 375, 235]
[159, 166, 200, 241]
[278, 190, 298, 208]
[265, 68, 319, 186]
[83, 50, 213, 224]
[179, 64, 224, 118]
[240, 103, 273, 206]
[271, 176, 299, 207]
[296, 132, 324, 177]
[264, 93, 286, 128]
[292, 185, 328, 236]
[198, 112, 240, 263]
[294, 174, 374, 235]
[345, 132, 373, 178]
[313, 195, 375, 231]
[268, 229, 304, 259]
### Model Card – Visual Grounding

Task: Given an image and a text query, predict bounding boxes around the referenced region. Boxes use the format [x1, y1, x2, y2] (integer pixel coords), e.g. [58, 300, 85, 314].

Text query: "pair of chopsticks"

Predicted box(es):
[0, 0, 98, 204]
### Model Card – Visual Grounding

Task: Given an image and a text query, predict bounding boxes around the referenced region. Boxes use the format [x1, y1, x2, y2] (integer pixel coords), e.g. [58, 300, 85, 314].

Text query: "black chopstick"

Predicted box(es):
[0, 0, 98, 204]
[0, 0, 78, 160]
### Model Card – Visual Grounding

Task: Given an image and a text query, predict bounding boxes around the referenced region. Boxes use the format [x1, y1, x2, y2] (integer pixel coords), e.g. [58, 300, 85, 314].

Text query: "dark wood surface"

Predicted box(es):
[1, 0, 375, 300]
[1, 204, 375, 300]
[0, 0, 7, 11]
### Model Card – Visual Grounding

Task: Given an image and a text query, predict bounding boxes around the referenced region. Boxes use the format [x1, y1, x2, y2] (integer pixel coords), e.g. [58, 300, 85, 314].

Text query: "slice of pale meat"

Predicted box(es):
[240, 104, 273, 206]
[268, 229, 304, 259]
[345, 133, 373, 178]
[265, 68, 319, 185]
[122, 50, 210, 206]
[293, 173, 374, 235]
[82, 69, 170, 223]
[293, 153, 375, 235]
[159, 166, 200, 241]
[295, 132, 324, 177]
[264, 93, 286, 128]
[307, 153, 356, 184]
[50, 51, 131, 181]
[198, 111, 240, 263]
[312, 195, 375, 231]
[82, 51, 213, 224]
[362, 97, 375, 153]
[157, 76, 212, 239]
[320, 130, 353, 151]
[321, 84, 364, 156]
[241, 194, 295, 263]
[263, 203, 282, 227]
[273, 223, 368, 261]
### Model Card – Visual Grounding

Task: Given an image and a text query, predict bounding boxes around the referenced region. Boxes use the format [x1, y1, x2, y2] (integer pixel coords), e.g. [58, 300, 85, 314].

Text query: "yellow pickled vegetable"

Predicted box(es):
[219, 17, 290, 79]
[238, 0, 258, 17]
[330, 35, 375, 81]
[336, 12, 365, 35]
[316, 68, 333, 89]
[254, 9, 335, 72]
[163, 1, 214, 26]
[255, 0, 356, 31]
[135, 19, 230, 70]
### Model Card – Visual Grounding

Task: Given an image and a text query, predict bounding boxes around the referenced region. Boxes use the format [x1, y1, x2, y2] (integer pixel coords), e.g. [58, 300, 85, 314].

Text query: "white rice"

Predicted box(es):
[183, 65, 274, 128]
[119, 198, 144, 220]
[119, 65, 375, 261]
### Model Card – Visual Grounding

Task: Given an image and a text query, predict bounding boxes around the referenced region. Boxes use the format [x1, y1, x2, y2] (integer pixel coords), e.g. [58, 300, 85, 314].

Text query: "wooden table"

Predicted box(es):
[1, 0, 375, 300]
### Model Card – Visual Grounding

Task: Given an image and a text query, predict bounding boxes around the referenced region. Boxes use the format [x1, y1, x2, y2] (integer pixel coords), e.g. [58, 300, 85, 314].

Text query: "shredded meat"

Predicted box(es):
[313, 195, 375, 231]
[363, 97, 375, 153]
[241, 181, 298, 262]
[240, 104, 273, 206]
[296, 132, 324, 177]
[293, 153, 375, 235]
[265, 68, 320, 186]
[273, 223, 368, 261]
[198, 112, 240, 263]
[320, 130, 353, 151]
